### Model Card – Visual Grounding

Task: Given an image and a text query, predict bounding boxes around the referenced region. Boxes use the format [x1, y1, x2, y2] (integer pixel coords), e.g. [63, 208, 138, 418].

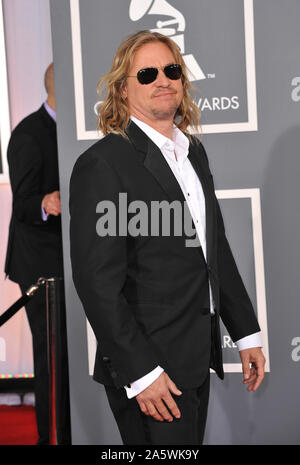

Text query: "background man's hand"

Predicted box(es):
[136, 372, 182, 422]
[42, 190, 61, 216]
[239, 347, 266, 392]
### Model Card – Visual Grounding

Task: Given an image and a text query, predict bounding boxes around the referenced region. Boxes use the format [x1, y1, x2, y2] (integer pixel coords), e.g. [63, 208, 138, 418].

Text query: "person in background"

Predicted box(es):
[5, 63, 64, 445]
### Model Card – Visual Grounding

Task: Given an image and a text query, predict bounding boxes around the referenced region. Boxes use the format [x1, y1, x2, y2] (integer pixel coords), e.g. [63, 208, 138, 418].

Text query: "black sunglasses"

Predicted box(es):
[127, 63, 182, 85]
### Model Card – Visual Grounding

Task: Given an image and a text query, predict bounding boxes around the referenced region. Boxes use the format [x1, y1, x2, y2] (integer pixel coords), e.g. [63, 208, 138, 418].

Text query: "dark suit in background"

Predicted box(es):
[5, 104, 64, 444]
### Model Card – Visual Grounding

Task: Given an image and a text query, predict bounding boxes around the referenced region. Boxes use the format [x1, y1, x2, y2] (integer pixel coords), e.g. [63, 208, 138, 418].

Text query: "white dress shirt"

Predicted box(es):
[124, 116, 262, 399]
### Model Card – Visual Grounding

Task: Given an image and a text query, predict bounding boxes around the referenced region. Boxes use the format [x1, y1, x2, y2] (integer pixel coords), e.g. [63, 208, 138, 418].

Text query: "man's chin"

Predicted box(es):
[151, 105, 179, 120]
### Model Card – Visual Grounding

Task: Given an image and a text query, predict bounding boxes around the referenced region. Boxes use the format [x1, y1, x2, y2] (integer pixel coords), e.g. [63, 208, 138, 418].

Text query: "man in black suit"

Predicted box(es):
[5, 63, 64, 445]
[69, 31, 265, 445]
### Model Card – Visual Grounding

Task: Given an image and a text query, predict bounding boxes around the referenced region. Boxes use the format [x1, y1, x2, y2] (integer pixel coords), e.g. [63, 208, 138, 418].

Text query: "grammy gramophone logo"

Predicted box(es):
[129, 0, 206, 82]
[72, 0, 257, 137]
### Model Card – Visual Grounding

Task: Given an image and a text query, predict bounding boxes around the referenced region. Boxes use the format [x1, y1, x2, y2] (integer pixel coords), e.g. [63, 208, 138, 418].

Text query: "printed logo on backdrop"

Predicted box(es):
[291, 337, 300, 362]
[291, 77, 300, 102]
[70, 0, 258, 140]
[128, 0, 206, 83]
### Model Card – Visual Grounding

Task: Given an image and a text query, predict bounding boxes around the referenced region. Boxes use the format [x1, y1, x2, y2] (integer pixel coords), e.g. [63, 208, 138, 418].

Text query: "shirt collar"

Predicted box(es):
[130, 115, 189, 162]
[44, 101, 56, 122]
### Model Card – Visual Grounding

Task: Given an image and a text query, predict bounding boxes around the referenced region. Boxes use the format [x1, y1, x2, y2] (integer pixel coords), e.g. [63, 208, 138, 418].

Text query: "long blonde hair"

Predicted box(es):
[97, 30, 200, 138]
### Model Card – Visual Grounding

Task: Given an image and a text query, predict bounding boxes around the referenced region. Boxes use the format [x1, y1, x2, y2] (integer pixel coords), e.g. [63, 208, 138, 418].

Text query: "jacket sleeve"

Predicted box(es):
[69, 151, 159, 388]
[198, 140, 261, 341]
[7, 132, 45, 225]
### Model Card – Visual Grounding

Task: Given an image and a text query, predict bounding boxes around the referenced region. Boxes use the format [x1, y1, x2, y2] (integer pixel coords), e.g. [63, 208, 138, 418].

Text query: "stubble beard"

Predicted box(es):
[151, 102, 179, 120]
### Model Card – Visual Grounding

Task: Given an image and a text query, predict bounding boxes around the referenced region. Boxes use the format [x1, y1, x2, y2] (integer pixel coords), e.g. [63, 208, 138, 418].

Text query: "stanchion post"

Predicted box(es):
[46, 277, 71, 445]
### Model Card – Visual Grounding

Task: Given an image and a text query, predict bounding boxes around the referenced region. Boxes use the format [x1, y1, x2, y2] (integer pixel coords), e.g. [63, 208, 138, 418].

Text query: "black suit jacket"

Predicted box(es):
[69, 121, 260, 390]
[5, 105, 64, 284]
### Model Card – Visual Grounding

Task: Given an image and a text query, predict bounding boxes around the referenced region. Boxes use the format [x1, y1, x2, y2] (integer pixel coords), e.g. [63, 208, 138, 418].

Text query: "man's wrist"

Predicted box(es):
[124, 366, 164, 399]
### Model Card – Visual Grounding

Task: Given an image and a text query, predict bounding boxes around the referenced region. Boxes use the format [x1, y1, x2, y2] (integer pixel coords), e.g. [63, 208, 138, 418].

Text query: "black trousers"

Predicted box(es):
[19, 283, 49, 445]
[104, 371, 210, 445]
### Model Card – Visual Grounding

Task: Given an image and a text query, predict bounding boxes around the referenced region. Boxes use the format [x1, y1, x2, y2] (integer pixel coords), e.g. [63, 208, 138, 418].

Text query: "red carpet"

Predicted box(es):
[0, 405, 38, 445]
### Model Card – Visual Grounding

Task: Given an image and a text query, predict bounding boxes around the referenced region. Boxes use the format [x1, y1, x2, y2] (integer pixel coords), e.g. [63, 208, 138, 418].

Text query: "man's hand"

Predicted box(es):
[136, 372, 182, 422]
[42, 190, 61, 216]
[239, 347, 266, 392]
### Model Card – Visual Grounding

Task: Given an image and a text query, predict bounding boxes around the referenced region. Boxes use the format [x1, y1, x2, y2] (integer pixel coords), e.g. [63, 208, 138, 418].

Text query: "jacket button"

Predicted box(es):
[103, 356, 110, 363]
[111, 371, 117, 378]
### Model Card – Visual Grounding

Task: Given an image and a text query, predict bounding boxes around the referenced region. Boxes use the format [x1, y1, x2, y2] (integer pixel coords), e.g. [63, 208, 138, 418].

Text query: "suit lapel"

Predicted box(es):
[126, 121, 214, 263]
[188, 142, 215, 265]
[143, 138, 186, 203]
[126, 120, 185, 203]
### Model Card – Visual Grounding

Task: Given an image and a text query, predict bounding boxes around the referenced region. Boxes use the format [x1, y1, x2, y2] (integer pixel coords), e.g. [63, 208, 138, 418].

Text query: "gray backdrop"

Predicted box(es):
[50, 0, 300, 444]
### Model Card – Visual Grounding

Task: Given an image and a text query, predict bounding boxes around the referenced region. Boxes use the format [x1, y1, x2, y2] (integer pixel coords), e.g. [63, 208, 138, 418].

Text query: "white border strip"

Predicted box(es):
[214, 188, 270, 373]
[70, 0, 88, 141]
[70, 0, 258, 140]
[0, 0, 11, 183]
[243, 0, 258, 132]
[87, 188, 270, 375]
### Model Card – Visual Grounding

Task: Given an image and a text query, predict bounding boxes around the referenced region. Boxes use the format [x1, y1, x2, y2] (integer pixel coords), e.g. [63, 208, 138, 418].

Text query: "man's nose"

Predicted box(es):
[155, 68, 170, 86]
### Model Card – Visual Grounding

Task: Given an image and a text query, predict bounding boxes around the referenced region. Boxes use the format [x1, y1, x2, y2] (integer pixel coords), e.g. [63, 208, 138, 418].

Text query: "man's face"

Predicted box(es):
[123, 41, 184, 124]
